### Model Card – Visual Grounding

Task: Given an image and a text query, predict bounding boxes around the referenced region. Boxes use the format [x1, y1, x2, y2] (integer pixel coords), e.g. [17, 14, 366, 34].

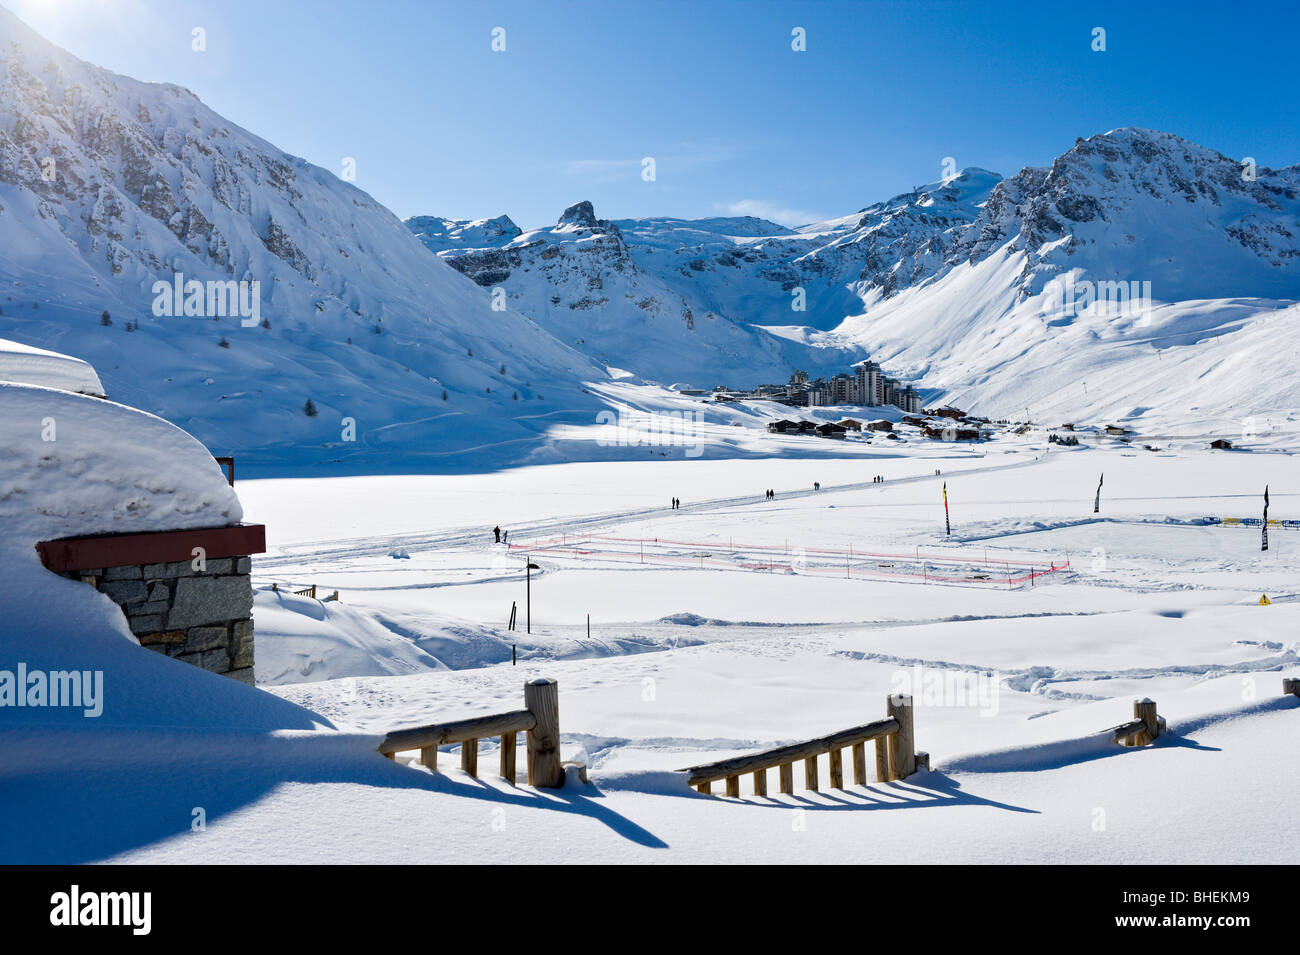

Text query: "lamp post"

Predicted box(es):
[525, 558, 540, 634]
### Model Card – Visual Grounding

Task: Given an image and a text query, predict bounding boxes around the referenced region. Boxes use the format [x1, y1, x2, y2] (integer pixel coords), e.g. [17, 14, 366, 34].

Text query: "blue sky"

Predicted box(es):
[9, 0, 1299, 228]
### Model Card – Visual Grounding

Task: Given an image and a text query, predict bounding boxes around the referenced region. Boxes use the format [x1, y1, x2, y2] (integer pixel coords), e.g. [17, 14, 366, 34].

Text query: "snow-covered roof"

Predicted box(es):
[0, 381, 240, 546]
[0, 338, 105, 397]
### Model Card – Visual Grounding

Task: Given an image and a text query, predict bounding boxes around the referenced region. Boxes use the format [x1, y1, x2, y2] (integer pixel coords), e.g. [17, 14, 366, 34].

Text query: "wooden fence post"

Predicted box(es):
[778, 762, 794, 794]
[874, 736, 890, 782]
[420, 745, 438, 771]
[1132, 698, 1159, 746]
[524, 678, 563, 788]
[461, 738, 478, 776]
[887, 694, 916, 779]
[851, 741, 867, 786]
[500, 731, 517, 782]
[1285, 678, 1299, 697]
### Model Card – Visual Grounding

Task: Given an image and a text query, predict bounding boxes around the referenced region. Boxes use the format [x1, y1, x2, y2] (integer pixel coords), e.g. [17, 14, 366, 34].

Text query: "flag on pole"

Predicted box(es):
[943, 482, 950, 536]
[1094, 473, 1104, 514]
[1262, 485, 1270, 552]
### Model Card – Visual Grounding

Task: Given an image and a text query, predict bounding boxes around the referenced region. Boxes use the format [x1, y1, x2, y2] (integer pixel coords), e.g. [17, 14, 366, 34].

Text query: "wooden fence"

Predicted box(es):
[374, 682, 1296, 800]
[378, 678, 564, 788]
[269, 583, 339, 601]
[681, 694, 927, 796]
[1111, 698, 1165, 747]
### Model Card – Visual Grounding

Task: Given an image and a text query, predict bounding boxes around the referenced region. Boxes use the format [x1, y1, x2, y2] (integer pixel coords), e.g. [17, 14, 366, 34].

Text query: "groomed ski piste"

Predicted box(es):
[6, 378, 1295, 865]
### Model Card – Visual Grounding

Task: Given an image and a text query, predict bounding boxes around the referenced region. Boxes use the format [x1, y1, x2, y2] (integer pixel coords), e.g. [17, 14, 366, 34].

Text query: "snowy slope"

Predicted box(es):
[833, 130, 1300, 430]
[0, 8, 643, 472]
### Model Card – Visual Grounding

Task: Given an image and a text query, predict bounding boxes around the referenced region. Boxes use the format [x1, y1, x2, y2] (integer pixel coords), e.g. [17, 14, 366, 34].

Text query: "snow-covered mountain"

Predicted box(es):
[405, 213, 523, 254]
[943, 128, 1300, 301]
[408, 172, 1003, 383]
[835, 129, 1300, 431]
[0, 7, 631, 473]
[416, 129, 1300, 432]
[413, 199, 870, 387]
[4, 0, 1297, 460]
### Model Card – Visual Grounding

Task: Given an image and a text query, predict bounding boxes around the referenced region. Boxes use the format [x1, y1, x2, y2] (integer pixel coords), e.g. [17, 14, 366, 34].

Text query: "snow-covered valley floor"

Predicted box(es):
[7, 436, 1298, 864]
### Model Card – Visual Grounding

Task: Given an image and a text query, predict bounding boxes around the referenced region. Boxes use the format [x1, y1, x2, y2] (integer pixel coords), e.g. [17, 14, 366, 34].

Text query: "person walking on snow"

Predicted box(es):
[493, 525, 501, 544]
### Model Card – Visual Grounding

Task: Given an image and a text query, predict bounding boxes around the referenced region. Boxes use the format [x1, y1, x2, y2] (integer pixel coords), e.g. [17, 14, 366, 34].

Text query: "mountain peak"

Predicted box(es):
[558, 200, 601, 230]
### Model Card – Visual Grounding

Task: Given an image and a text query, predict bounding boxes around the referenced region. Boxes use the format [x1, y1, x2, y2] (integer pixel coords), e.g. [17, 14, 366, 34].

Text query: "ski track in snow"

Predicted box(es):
[255, 449, 1044, 571]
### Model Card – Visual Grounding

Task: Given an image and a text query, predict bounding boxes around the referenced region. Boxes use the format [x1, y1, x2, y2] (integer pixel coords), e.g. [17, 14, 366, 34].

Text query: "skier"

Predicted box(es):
[493, 525, 501, 544]
[814, 481, 820, 491]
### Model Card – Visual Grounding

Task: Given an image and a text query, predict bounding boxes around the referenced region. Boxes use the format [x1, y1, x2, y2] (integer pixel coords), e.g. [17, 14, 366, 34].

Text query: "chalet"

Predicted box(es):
[767, 419, 799, 434]
[1209, 438, 1233, 450]
[796, 420, 818, 434]
[865, 419, 893, 433]
[837, 418, 862, 432]
[815, 423, 848, 439]
[1103, 425, 1129, 436]
[929, 406, 966, 420]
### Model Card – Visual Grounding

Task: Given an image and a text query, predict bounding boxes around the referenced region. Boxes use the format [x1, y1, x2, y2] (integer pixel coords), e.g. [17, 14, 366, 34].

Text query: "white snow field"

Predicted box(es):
[18, 433, 1298, 864]
[2, 382, 1297, 863]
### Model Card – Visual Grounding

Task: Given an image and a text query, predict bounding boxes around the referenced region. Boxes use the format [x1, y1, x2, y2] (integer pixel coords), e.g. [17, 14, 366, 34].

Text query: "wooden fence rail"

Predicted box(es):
[1111, 698, 1165, 747]
[378, 678, 564, 788]
[372, 684, 1293, 802]
[682, 694, 925, 797]
[269, 583, 339, 601]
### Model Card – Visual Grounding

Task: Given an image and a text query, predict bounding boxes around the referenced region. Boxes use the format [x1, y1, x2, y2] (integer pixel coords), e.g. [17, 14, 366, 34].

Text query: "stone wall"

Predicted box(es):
[65, 557, 255, 683]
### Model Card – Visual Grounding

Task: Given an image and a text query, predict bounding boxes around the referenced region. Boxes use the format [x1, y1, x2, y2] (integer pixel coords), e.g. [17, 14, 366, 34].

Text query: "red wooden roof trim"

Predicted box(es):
[36, 524, 267, 573]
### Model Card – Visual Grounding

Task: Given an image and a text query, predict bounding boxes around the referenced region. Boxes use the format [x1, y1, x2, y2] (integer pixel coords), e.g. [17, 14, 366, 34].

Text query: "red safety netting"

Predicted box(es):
[507, 534, 1070, 588]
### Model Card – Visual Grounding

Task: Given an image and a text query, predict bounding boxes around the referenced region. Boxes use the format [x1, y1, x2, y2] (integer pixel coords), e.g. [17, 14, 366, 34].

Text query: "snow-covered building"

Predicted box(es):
[2, 345, 265, 683]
